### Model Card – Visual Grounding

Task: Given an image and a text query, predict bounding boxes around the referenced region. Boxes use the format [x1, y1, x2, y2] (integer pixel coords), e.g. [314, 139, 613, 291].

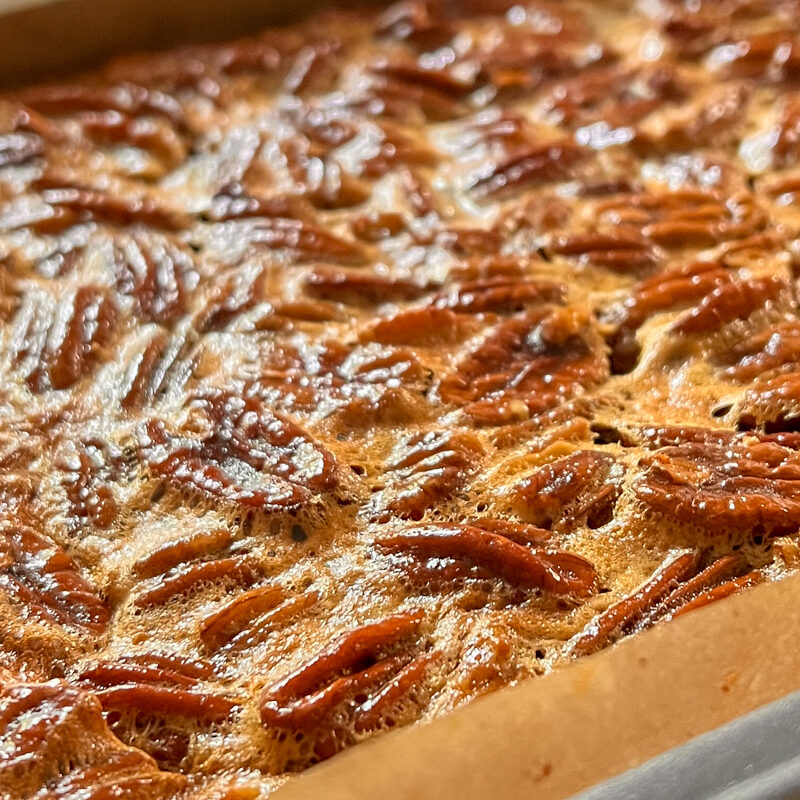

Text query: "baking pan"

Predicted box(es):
[575, 687, 800, 800]
[1, 2, 800, 798]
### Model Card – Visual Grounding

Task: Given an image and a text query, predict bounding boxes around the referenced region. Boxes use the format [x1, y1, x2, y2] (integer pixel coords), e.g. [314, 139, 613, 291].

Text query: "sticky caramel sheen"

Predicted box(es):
[3, 0, 800, 796]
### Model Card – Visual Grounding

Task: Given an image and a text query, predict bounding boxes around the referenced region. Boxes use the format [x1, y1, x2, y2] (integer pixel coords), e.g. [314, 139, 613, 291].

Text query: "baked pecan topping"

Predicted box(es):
[361, 69, 469, 122]
[469, 518, 552, 545]
[629, 424, 800, 452]
[4, 0, 800, 785]
[196, 264, 265, 332]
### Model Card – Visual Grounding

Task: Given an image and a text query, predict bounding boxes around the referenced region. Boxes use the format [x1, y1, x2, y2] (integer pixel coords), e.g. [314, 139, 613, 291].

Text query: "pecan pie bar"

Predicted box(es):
[3, 0, 800, 796]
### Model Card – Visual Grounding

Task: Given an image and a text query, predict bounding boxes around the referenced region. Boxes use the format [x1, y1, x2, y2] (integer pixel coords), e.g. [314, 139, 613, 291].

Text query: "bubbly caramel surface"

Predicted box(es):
[4, 0, 800, 796]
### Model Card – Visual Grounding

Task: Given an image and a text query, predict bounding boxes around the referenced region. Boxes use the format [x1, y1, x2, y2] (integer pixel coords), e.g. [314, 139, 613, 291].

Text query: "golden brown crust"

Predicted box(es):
[3, 0, 800, 795]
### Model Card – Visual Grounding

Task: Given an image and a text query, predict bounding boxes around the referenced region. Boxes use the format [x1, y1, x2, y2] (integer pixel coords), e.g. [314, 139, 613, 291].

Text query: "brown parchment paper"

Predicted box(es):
[1, 2, 800, 797]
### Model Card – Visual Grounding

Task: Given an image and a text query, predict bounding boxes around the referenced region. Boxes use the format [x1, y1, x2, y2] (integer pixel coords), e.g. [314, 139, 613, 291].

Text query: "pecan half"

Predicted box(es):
[570, 551, 762, 657]
[132, 528, 233, 579]
[644, 553, 759, 625]
[429, 277, 565, 315]
[230, 216, 367, 265]
[616, 261, 732, 333]
[718, 321, 800, 381]
[33, 183, 186, 233]
[635, 440, 800, 534]
[208, 183, 313, 222]
[548, 232, 656, 274]
[439, 307, 608, 425]
[80, 660, 204, 688]
[0, 131, 43, 167]
[112, 233, 196, 325]
[118, 325, 195, 410]
[16, 286, 118, 392]
[568, 552, 700, 656]
[736, 371, 800, 432]
[0, 525, 109, 632]
[81, 652, 215, 684]
[20, 82, 185, 128]
[510, 449, 622, 531]
[364, 307, 480, 346]
[363, 72, 468, 122]
[593, 189, 766, 251]
[96, 685, 237, 722]
[133, 556, 261, 608]
[672, 275, 788, 335]
[470, 140, 587, 198]
[671, 570, 763, 617]
[260, 611, 427, 734]
[378, 429, 485, 519]
[58, 439, 119, 529]
[200, 585, 287, 650]
[138, 391, 339, 512]
[712, 31, 800, 82]
[226, 590, 319, 652]
[305, 266, 432, 305]
[79, 110, 186, 167]
[376, 523, 597, 596]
